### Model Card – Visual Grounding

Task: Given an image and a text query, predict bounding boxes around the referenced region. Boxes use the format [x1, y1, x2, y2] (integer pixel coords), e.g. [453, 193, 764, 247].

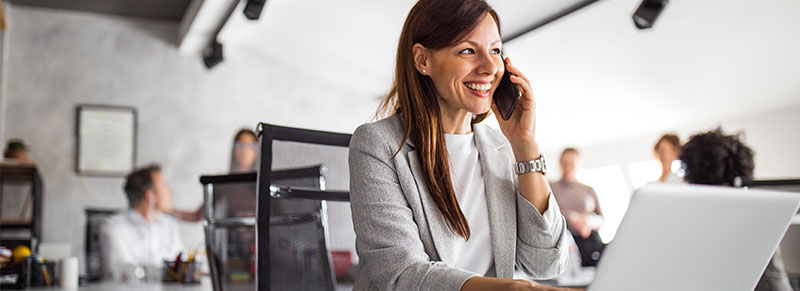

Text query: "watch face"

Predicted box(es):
[539, 155, 547, 173]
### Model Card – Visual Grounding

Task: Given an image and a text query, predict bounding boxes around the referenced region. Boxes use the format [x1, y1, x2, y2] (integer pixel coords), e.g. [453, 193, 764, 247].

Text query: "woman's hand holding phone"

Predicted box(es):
[491, 57, 540, 161]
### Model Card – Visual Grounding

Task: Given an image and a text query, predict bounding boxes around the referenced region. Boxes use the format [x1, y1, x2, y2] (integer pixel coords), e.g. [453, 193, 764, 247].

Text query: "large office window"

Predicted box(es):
[576, 165, 629, 243]
[628, 160, 683, 190]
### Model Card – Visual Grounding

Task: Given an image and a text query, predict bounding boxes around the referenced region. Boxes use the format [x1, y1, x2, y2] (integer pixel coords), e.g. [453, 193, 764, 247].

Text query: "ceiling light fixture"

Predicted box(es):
[244, 0, 267, 20]
[632, 0, 668, 29]
[203, 40, 224, 69]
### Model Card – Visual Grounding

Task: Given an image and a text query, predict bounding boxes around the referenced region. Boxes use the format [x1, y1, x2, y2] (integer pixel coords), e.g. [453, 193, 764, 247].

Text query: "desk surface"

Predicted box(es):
[24, 278, 355, 291]
[25, 280, 213, 291]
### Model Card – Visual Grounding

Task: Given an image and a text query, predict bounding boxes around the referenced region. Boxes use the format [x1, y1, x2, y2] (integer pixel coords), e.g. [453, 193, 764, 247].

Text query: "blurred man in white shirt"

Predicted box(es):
[100, 164, 184, 279]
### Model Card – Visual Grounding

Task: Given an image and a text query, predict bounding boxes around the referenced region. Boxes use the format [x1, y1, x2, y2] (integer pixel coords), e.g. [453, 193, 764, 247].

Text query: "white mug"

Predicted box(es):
[59, 256, 79, 290]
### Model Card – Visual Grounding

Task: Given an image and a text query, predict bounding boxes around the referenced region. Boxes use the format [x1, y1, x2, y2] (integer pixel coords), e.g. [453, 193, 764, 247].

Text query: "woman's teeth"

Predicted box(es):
[465, 83, 491, 91]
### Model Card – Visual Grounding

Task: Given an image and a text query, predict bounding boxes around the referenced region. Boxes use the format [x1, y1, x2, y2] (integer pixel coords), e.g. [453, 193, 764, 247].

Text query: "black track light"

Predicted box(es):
[203, 40, 224, 69]
[244, 0, 267, 20]
[632, 0, 668, 29]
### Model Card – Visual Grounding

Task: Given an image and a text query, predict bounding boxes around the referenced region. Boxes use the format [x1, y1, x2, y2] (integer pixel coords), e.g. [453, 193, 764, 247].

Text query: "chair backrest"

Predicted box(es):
[200, 166, 328, 291]
[200, 172, 258, 291]
[255, 123, 352, 291]
[1, 164, 43, 253]
[84, 208, 120, 281]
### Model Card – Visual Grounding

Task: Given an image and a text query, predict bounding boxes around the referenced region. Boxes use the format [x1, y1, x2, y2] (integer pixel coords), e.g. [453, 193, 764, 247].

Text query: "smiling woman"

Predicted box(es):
[349, 0, 573, 291]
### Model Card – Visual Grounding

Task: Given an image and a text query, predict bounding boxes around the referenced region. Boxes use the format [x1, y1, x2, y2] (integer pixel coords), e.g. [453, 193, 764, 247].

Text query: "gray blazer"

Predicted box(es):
[349, 115, 569, 291]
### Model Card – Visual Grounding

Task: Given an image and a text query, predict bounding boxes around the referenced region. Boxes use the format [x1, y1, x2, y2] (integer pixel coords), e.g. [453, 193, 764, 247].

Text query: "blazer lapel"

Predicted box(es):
[407, 149, 455, 264]
[474, 124, 516, 278]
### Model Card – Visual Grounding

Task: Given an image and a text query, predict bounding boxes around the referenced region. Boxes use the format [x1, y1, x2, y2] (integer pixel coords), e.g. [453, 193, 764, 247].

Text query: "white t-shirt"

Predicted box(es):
[662, 172, 685, 184]
[445, 132, 494, 275]
[100, 209, 184, 272]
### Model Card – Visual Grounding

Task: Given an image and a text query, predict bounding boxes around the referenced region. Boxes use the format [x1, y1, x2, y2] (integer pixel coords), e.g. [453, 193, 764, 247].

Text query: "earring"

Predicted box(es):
[422, 69, 427, 73]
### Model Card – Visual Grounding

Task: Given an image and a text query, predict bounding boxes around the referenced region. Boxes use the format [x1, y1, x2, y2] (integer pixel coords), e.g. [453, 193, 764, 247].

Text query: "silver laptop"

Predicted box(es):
[588, 184, 800, 291]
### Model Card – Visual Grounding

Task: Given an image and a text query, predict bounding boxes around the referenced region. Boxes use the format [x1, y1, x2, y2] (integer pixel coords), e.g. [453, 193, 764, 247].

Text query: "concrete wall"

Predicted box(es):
[0, 12, 7, 143]
[1, 5, 374, 272]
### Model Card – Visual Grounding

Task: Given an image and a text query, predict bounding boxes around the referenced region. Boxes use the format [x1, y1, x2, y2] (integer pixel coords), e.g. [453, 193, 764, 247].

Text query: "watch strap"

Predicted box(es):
[515, 154, 547, 175]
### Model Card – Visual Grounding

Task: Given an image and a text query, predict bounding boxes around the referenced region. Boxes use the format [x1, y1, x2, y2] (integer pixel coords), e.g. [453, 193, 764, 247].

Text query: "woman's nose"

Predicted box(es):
[477, 53, 500, 76]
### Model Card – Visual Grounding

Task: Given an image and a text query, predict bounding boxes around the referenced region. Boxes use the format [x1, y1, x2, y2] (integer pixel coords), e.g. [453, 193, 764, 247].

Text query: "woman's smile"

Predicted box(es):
[463, 80, 494, 98]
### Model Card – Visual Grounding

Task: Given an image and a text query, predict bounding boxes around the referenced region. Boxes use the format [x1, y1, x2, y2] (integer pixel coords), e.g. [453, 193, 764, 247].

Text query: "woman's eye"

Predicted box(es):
[459, 48, 475, 54]
[491, 48, 501, 54]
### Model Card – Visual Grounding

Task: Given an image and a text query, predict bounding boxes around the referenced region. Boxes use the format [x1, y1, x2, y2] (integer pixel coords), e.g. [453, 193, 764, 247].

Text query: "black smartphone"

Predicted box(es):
[493, 55, 522, 120]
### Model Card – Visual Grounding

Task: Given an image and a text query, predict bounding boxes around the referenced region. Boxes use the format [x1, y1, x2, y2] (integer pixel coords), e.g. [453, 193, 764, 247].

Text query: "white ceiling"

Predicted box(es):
[219, 0, 800, 150]
[218, 0, 586, 97]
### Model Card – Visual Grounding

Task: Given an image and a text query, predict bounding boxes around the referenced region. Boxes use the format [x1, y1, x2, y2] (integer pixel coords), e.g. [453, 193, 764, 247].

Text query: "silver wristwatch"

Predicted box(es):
[514, 154, 547, 175]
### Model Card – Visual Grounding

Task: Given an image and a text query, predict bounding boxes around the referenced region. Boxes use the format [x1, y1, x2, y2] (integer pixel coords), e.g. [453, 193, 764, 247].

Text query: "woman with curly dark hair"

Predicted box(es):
[680, 128, 792, 291]
[680, 128, 754, 186]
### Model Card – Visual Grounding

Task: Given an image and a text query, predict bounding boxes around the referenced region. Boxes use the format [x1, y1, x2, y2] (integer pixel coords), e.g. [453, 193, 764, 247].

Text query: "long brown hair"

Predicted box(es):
[378, 0, 501, 239]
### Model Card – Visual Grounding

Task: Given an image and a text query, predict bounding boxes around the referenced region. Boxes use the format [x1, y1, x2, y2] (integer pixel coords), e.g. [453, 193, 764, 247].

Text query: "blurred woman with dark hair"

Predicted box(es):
[348, 0, 571, 290]
[230, 129, 259, 173]
[168, 128, 259, 222]
[681, 128, 792, 291]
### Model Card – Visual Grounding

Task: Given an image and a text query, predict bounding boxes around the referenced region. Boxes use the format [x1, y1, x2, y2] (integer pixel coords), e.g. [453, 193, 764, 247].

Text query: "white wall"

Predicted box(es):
[544, 102, 800, 189]
[1, 5, 375, 273]
[507, 0, 800, 150]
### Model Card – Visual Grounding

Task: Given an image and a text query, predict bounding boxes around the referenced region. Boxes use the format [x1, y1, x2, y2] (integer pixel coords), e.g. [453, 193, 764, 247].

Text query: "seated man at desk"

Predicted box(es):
[100, 164, 184, 278]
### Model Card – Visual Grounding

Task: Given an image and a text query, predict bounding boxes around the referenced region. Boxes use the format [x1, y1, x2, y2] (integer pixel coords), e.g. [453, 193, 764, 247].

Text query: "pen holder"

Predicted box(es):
[162, 260, 201, 284]
[27, 258, 58, 287]
[0, 256, 59, 289]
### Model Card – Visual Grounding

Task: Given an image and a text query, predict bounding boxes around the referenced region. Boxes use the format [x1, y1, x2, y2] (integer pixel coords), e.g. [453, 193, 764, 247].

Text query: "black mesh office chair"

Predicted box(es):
[0, 164, 43, 253]
[255, 123, 351, 291]
[201, 166, 331, 291]
[84, 208, 120, 281]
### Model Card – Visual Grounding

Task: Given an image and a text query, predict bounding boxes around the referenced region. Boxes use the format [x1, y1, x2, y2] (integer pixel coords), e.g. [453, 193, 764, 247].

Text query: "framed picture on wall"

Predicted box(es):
[76, 105, 137, 176]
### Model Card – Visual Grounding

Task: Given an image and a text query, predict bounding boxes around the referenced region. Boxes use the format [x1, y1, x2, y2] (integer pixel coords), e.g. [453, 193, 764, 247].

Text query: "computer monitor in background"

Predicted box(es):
[744, 179, 800, 193]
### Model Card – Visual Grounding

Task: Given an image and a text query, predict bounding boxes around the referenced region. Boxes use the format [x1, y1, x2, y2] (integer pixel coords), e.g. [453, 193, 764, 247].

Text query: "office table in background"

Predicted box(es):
[23, 278, 355, 291]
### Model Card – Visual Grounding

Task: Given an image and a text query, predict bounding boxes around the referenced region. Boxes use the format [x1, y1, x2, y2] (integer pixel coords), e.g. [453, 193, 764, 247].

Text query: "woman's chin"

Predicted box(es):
[470, 106, 492, 116]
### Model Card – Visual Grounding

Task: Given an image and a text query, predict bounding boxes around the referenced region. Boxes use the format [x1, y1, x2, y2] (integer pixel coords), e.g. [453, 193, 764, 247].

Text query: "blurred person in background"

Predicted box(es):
[168, 129, 259, 222]
[2, 139, 40, 228]
[653, 133, 683, 184]
[681, 128, 792, 291]
[549, 148, 604, 267]
[230, 129, 259, 173]
[3, 139, 32, 164]
[100, 165, 184, 279]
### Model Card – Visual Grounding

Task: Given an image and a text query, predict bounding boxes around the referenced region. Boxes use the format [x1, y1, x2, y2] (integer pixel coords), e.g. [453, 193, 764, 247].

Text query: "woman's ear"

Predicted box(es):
[413, 43, 430, 75]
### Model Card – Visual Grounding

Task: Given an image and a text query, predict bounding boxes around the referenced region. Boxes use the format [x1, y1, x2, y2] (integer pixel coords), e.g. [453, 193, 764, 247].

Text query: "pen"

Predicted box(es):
[41, 265, 51, 286]
[36, 256, 51, 286]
